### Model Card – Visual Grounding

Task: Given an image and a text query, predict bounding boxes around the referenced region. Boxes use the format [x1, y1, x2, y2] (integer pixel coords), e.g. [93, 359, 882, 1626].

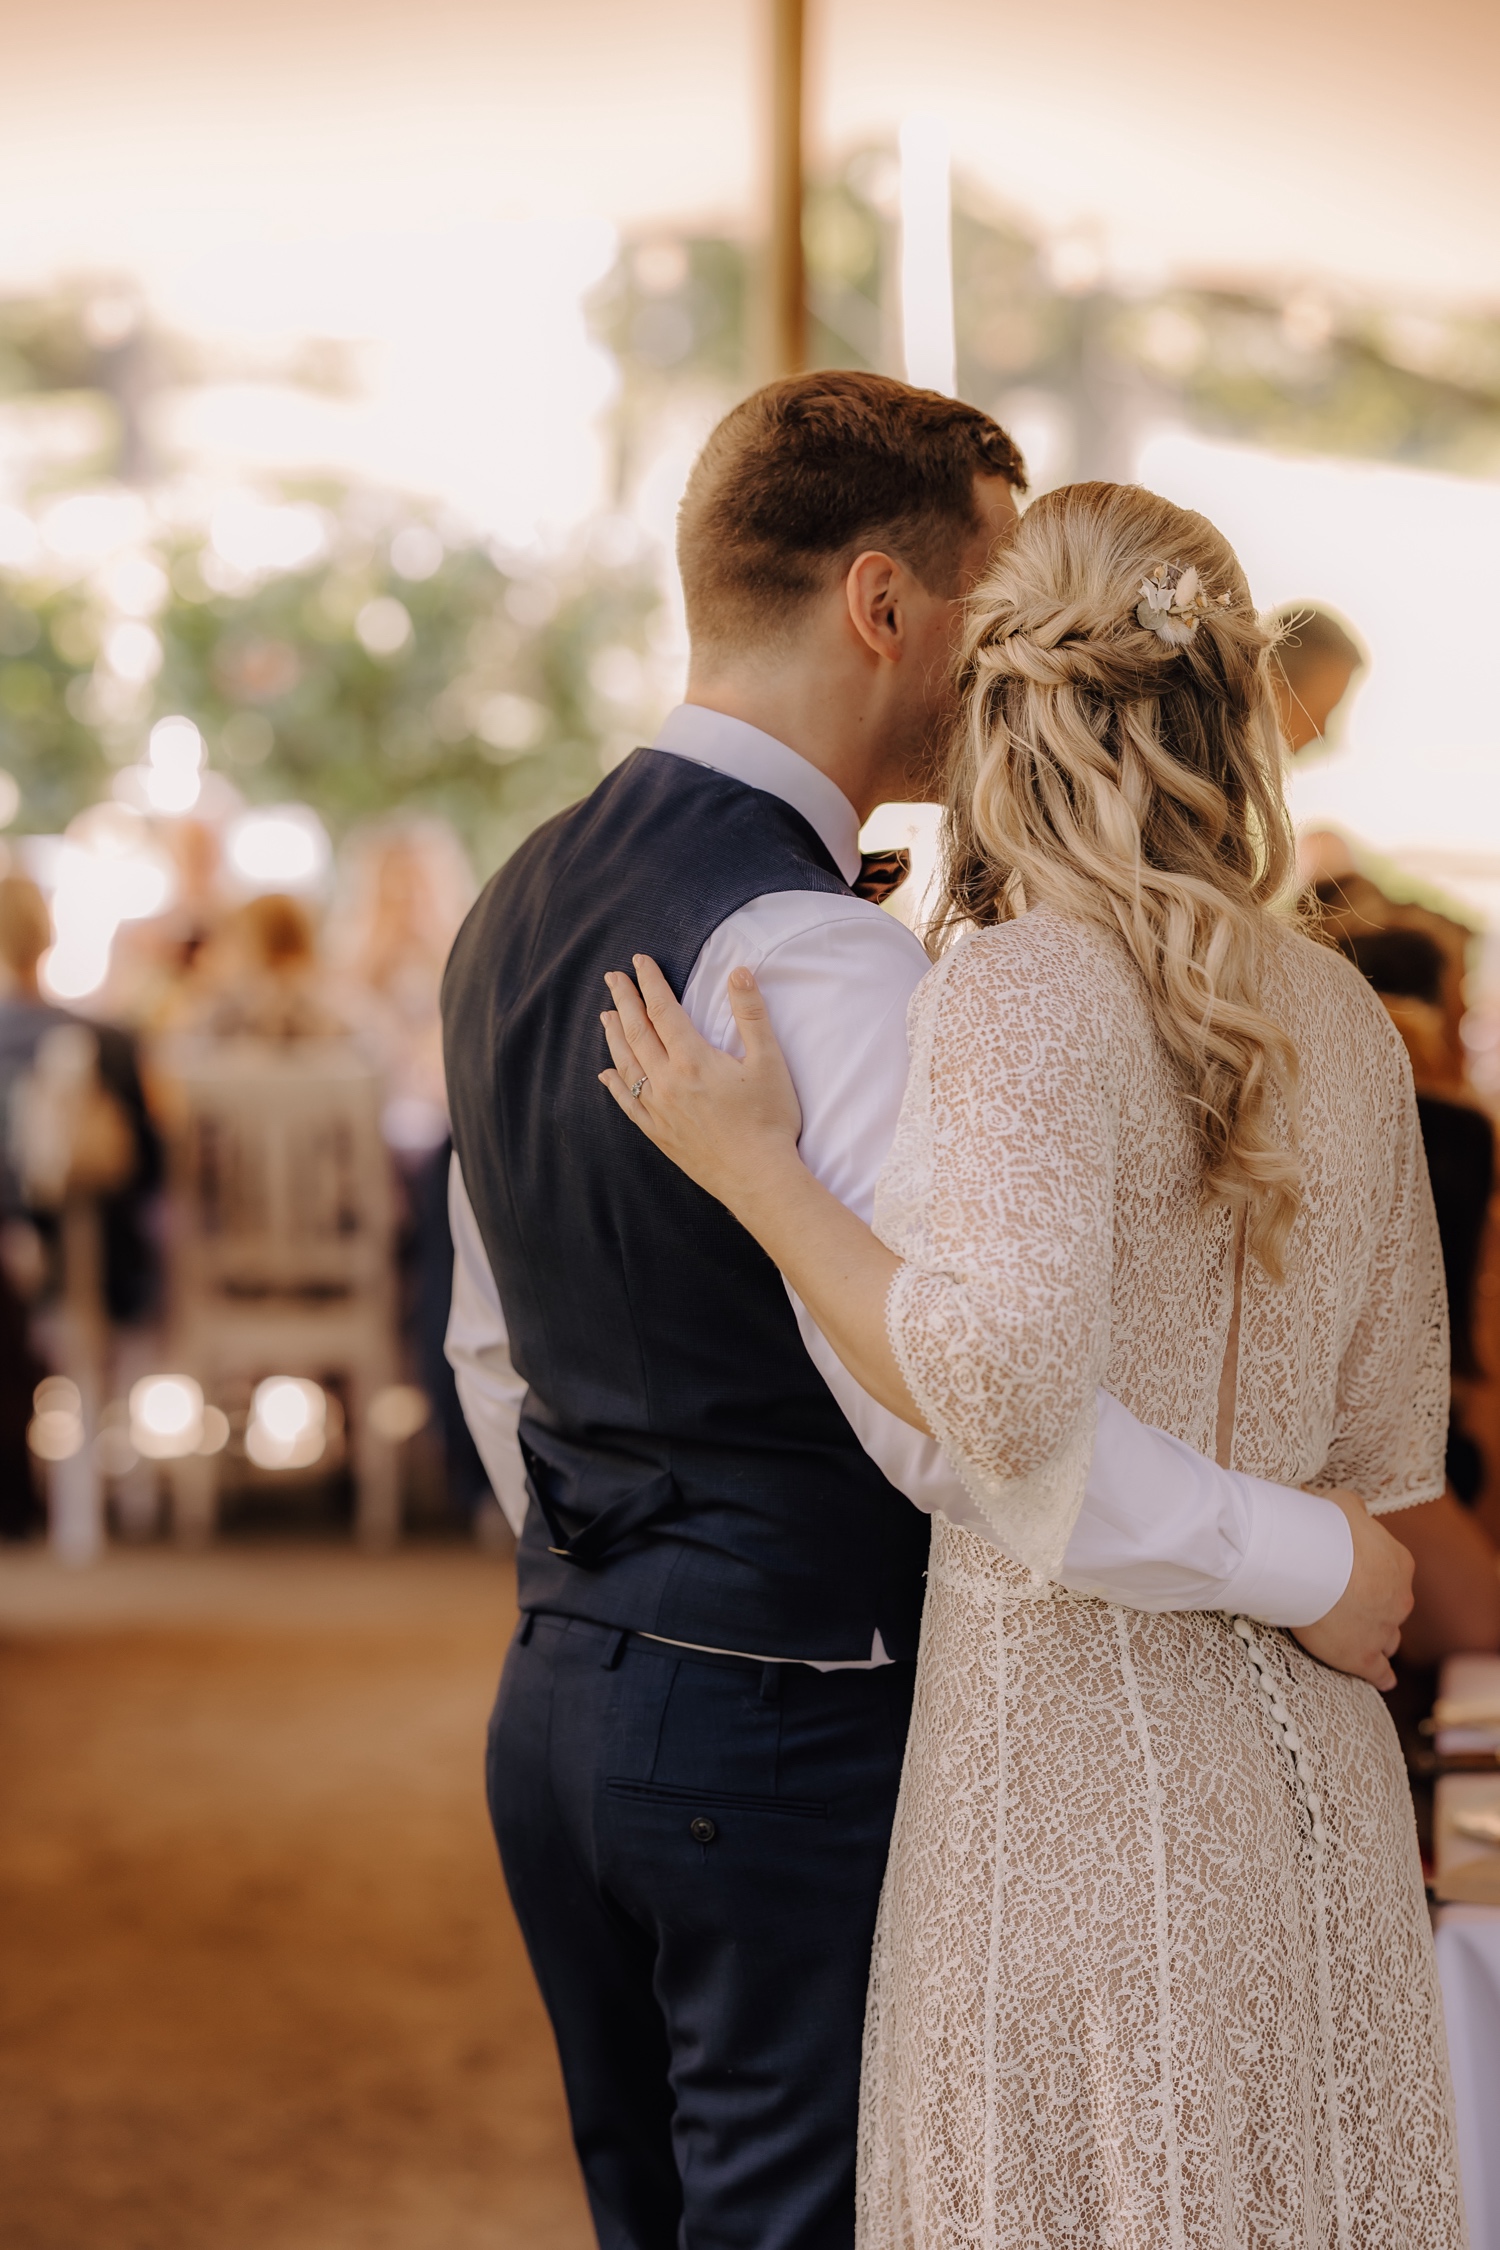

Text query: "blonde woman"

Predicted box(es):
[599, 482, 1463, 2245]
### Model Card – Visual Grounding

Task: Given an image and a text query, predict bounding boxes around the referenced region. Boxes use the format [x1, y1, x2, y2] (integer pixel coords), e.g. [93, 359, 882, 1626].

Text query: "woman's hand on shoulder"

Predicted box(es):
[600, 955, 803, 1218]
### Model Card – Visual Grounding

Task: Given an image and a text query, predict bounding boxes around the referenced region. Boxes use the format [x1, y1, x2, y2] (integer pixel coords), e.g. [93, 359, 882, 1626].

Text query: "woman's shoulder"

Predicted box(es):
[1266, 917, 1417, 1114]
[1268, 916, 1407, 1047]
[915, 906, 1139, 1060]
[934, 906, 1139, 1012]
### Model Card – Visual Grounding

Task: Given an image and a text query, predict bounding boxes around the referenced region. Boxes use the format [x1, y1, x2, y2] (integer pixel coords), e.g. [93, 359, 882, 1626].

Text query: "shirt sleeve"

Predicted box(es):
[701, 896, 1354, 1623]
[444, 1154, 531, 1536]
[799, 1310, 1352, 1624]
[1062, 1392, 1352, 1626]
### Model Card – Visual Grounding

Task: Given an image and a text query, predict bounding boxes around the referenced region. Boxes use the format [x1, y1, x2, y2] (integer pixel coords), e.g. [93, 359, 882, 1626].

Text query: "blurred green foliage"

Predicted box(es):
[161, 522, 662, 873]
[3, 185, 1498, 872]
[586, 151, 1500, 483]
[0, 507, 665, 869]
[0, 279, 668, 867]
[0, 279, 671, 869]
[1173, 297, 1500, 472]
[0, 578, 105, 833]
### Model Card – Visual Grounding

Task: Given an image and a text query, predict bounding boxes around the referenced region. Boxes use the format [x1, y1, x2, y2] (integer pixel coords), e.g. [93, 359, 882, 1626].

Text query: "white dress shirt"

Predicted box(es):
[447, 702, 1354, 1655]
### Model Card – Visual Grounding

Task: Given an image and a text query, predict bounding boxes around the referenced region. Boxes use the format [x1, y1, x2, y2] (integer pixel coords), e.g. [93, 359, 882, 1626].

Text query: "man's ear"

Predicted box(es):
[844, 549, 905, 662]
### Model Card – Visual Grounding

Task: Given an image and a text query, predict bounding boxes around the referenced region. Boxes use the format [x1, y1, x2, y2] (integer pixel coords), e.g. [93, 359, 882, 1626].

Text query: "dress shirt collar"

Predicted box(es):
[652, 702, 863, 885]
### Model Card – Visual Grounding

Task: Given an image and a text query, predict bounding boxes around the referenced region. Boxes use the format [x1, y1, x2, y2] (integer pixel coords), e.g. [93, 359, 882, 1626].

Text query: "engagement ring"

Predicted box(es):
[629, 1077, 648, 1100]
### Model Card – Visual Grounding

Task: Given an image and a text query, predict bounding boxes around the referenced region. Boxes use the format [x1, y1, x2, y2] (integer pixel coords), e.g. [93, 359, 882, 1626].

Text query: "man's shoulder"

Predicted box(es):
[710, 891, 928, 989]
[688, 894, 928, 1061]
[722, 886, 921, 944]
[472, 748, 841, 906]
[448, 782, 610, 972]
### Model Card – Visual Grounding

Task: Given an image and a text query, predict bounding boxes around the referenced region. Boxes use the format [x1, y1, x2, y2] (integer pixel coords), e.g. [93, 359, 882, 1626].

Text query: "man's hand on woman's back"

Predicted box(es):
[1292, 1487, 1415, 1690]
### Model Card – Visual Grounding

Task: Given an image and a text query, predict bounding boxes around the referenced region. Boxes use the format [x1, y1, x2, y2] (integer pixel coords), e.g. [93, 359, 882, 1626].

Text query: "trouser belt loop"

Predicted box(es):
[600, 1628, 628, 1672]
[517, 1611, 536, 1646]
[758, 1661, 784, 1704]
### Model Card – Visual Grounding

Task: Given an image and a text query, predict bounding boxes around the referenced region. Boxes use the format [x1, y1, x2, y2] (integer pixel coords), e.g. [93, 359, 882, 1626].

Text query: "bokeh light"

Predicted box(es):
[35, 1376, 83, 1417]
[199, 1407, 231, 1457]
[209, 496, 328, 580]
[246, 1377, 327, 1471]
[224, 805, 331, 893]
[129, 1374, 206, 1460]
[39, 808, 175, 1001]
[354, 597, 413, 659]
[368, 1385, 431, 1444]
[27, 1408, 85, 1462]
[389, 525, 443, 581]
[143, 715, 206, 814]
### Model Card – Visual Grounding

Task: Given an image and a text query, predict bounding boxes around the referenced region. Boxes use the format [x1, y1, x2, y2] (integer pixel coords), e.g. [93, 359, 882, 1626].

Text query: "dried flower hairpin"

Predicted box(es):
[1135, 562, 1232, 647]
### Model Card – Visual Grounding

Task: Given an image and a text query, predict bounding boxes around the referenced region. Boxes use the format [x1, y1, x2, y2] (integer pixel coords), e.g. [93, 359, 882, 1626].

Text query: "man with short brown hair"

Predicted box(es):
[677, 371, 1024, 656]
[444, 373, 1365, 2248]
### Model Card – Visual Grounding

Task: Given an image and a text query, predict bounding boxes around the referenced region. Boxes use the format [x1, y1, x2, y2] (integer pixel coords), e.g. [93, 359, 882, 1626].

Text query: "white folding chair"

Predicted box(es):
[158, 1034, 402, 1544]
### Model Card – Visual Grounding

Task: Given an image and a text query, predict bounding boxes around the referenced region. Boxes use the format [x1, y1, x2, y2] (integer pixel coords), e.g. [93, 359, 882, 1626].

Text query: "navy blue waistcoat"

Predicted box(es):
[441, 747, 930, 1661]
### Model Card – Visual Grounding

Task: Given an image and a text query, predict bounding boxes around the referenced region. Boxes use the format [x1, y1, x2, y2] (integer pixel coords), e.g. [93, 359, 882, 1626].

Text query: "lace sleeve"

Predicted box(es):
[873, 915, 1116, 1581]
[1320, 1028, 1450, 1513]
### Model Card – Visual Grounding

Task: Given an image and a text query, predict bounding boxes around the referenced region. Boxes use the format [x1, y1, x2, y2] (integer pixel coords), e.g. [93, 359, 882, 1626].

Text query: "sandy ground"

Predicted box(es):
[0, 1542, 593, 2250]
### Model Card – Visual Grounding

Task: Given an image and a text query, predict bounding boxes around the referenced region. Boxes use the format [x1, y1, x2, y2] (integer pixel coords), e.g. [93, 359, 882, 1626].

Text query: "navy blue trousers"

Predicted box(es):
[487, 1612, 916, 2250]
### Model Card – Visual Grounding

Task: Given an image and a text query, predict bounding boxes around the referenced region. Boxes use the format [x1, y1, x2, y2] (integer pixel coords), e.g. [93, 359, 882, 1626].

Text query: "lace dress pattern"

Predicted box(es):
[861, 907, 1463, 2249]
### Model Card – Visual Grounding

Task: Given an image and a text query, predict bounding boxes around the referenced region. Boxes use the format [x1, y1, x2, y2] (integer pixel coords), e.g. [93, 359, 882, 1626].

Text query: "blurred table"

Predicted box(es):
[1436, 1908, 1500, 2250]
[1432, 1654, 1500, 2248]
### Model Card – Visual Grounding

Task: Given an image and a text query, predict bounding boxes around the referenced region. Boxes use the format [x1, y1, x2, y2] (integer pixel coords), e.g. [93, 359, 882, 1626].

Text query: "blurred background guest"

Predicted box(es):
[0, 1239, 44, 1537]
[1313, 867, 1475, 1092]
[1270, 603, 1366, 755]
[1332, 916, 1500, 1672]
[107, 819, 232, 1028]
[325, 819, 489, 1525]
[326, 818, 475, 1147]
[0, 873, 162, 1328]
[163, 892, 350, 1043]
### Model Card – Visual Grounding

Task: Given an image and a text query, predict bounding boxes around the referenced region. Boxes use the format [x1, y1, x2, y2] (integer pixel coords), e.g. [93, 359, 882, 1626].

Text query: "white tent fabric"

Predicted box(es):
[0, 0, 1496, 302]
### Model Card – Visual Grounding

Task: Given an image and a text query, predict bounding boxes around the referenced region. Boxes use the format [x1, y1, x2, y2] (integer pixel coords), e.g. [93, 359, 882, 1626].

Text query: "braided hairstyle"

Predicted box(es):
[936, 481, 1302, 1279]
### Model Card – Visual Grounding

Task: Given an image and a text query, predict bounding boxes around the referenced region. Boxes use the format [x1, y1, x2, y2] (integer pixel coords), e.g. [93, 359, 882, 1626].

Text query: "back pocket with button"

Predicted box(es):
[605, 1778, 827, 1821]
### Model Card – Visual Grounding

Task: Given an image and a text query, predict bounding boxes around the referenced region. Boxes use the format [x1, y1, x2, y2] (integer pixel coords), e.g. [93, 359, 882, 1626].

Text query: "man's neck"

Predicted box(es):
[682, 677, 895, 824]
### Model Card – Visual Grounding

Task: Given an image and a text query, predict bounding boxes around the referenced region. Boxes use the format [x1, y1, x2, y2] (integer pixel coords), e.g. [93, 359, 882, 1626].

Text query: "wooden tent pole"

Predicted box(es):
[769, 0, 807, 376]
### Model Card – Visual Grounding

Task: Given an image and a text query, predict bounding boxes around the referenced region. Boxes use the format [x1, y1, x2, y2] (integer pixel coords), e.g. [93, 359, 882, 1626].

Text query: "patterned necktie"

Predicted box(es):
[851, 848, 912, 905]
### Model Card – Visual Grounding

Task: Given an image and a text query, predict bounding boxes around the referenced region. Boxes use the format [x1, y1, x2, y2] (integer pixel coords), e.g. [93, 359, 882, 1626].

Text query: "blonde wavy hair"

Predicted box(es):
[935, 482, 1302, 1278]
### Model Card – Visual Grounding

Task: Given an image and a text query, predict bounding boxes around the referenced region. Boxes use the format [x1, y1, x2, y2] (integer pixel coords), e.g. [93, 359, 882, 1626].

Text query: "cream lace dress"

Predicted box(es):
[861, 904, 1463, 2250]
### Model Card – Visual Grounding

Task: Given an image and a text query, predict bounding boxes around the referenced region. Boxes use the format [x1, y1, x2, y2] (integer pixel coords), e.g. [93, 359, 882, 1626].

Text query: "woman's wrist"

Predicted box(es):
[718, 1132, 813, 1243]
